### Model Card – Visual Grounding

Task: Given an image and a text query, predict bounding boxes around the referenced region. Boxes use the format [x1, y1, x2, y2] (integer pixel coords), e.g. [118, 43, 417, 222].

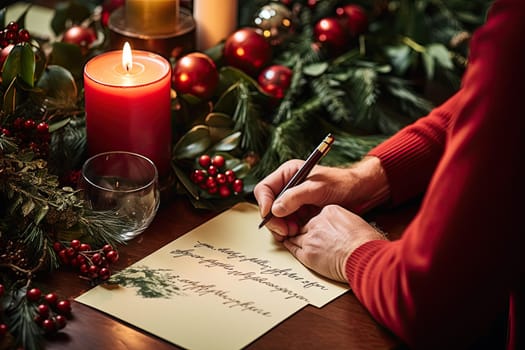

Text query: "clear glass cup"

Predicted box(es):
[80, 151, 160, 241]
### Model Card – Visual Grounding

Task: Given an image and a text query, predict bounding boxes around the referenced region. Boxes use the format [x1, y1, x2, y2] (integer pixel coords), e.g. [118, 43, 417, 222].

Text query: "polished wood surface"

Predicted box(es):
[37, 195, 417, 350]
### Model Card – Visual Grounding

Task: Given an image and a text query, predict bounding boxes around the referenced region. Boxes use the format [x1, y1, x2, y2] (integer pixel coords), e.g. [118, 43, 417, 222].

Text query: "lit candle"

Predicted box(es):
[84, 43, 172, 178]
[194, 0, 238, 51]
[125, 0, 179, 35]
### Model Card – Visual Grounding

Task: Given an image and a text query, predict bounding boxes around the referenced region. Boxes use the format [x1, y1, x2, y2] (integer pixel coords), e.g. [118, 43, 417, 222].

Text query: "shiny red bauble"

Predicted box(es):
[336, 4, 369, 36]
[313, 17, 349, 55]
[257, 65, 293, 99]
[223, 28, 272, 76]
[172, 52, 219, 100]
[62, 25, 97, 48]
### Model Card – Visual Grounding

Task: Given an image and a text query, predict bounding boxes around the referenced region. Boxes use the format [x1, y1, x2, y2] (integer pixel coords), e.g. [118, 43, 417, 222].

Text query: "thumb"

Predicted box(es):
[271, 184, 311, 217]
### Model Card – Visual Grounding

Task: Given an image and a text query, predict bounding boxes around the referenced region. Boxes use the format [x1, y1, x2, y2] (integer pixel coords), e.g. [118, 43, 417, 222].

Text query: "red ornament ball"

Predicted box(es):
[336, 4, 369, 36]
[258, 65, 293, 99]
[223, 28, 272, 76]
[172, 52, 219, 100]
[314, 17, 349, 55]
[62, 25, 97, 48]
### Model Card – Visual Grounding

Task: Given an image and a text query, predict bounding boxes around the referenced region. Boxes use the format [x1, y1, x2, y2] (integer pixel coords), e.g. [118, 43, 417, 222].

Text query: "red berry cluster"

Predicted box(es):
[26, 288, 71, 334]
[1, 118, 50, 158]
[1, 21, 31, 49]
[190, 154, 244, 198]
[53, 240, 119, 283]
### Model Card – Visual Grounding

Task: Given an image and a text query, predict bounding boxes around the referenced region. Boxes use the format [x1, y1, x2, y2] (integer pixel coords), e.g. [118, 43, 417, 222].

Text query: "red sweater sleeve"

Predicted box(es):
[346, 0, 525, 348]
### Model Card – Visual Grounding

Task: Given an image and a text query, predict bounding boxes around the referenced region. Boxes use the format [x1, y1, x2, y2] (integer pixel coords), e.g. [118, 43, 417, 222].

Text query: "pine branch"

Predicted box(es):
[231, 82, 270, 154]
[76, 209, 129, 247]
[5, 291, 44, 350]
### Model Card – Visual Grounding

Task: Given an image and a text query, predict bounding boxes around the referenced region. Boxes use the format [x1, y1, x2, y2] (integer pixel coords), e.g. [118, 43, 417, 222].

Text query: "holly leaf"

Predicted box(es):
[385, 45, 412, 76]
[172, 125, 212, 160]
[2, 43, 35, 87]
[427, 43, 453, 70]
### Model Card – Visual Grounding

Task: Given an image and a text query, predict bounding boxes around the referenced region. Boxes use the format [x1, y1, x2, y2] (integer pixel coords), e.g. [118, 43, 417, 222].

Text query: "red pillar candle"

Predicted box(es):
[84, 43, 172, 177]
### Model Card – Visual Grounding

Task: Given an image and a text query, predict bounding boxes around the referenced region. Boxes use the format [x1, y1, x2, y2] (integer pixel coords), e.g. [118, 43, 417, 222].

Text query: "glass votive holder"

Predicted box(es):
[79, 151, 160, 241]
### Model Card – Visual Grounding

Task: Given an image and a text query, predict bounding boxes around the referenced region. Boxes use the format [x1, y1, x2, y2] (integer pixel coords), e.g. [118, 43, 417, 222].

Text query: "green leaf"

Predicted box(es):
[48, 117, 71, 133]
[427, 44, 454, 70]
[2, 43, 35, 87]
[303, 62, 328, 77]
[172, 125, 211, 159]
[205, 113, 234, 128]
[2, 77, 18, 115]
[385, 45, 412, 76]
[422, 51, 435, 80]
[21, 199, 35, 217]
[34, 205, 49, 225]
[209, 131, 241, 152]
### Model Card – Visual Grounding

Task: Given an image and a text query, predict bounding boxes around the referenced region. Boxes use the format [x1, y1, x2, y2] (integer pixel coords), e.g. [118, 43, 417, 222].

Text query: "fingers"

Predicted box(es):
[254, 160, 304, 218]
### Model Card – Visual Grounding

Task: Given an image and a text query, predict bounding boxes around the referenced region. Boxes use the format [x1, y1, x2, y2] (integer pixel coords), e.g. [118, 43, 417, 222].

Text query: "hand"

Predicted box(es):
[254, 159, 351, 240]
[254, 156, 389, 240]
[282, 205, 386, 282]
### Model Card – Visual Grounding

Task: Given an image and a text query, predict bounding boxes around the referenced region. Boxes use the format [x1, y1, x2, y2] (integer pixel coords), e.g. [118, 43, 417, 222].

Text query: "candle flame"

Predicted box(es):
[122, 42, 133, 72]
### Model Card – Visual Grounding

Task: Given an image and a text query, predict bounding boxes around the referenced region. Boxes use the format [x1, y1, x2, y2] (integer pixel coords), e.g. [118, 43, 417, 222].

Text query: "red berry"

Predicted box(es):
[79, 243, 91, 251]
[211, 155, 225, 168]
[191, 169, 206, 183]
[216, 173, 227, 184]
[233, 178, 244, 193]
[44, 292, 58, 305]
[6, 21, 19, 32]
[55, 315, 67, 329]
[0, 284, 4, 296]
[205, 176, 216, 189]
[219, 185, 231, 198]
[37, 304, 50, 318]
[88, 265, 99, 278]
[26, 288, 42, 302]
[106, 250, 119, 263]
[42, 318, 56, 333]
[79, 263, 89, 274]
[207, 165, 218, 176]
[0, 323, 8, 337]
[207, 185, 218, 194]
[70, 239, 81, 250]
[91, 252, 102, 265]
[102, 244, 113, 253]
[52, 242, 62, 252]
[23, 119, 36, 129]
[198, 154, 211, 168]
[66, 247, 76, 257]
[37, 122, 49, 135]
[99, 267, 111, 280]
[56, 300, 72, 315]
[224, 169, 236, 183]
[17, 29, 30, 43]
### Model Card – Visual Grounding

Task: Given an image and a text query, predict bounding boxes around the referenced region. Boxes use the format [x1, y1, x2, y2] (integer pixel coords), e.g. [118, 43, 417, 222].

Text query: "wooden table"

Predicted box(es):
[37, 195, 418, 350]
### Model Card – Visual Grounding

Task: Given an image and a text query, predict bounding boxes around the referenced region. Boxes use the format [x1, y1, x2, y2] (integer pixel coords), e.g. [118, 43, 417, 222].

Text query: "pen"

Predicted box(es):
[258, 133, 335, 229]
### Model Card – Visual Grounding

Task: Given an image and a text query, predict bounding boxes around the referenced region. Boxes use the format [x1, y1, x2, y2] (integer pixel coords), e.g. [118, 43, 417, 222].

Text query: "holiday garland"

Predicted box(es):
[1, 0, 491, 349]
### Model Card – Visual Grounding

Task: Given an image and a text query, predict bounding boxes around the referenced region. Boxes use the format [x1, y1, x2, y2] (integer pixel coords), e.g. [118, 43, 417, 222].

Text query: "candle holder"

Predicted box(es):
[108, 7, 195, 60]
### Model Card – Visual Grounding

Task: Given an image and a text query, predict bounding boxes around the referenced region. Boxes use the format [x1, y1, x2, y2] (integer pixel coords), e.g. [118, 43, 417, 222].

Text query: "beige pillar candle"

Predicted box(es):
[126, 0, 179, 35]
[194, 0, 238, 51]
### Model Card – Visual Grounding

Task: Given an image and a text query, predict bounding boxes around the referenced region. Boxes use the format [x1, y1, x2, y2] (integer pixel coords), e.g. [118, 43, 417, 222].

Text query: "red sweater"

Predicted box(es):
[346, 1, 524, 349]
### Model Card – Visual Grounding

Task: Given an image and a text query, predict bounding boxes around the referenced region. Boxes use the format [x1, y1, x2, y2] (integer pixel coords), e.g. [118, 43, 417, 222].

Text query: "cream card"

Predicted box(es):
[76, 203, 349, 350]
